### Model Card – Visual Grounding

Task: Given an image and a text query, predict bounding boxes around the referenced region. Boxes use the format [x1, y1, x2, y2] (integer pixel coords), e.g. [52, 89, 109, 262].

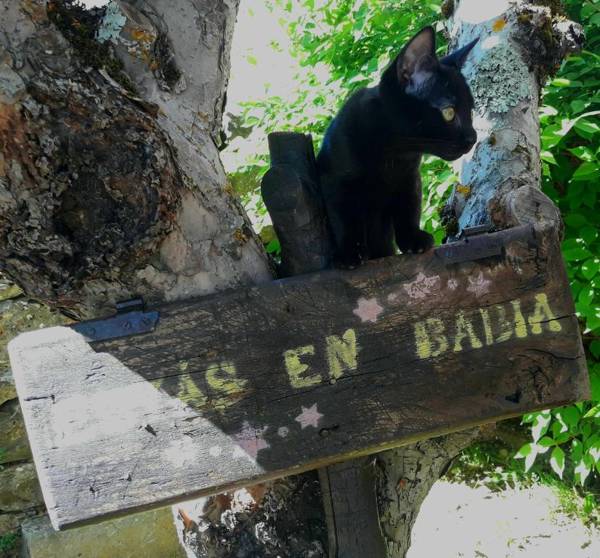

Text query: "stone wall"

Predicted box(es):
[0, 276, 63, 556]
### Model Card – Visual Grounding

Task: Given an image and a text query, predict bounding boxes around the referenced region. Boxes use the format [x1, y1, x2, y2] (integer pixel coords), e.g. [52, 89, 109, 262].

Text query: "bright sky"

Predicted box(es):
[222, 0, 301, 172]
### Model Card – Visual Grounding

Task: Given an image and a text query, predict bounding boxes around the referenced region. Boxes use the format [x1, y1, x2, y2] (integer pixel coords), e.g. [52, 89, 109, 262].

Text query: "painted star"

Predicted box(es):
[467, 272, 491, 296]
[447, 278, 459, 290]
[353, 297, 383, 323]
[232, 421, 269, 460]
[403, 272, 440, 301]
[295, 403, 324, 429]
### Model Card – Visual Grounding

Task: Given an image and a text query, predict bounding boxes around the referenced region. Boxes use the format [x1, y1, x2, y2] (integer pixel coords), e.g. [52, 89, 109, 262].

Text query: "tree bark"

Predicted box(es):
[0, 0, 270, 320]
[444, 0, 583, 234]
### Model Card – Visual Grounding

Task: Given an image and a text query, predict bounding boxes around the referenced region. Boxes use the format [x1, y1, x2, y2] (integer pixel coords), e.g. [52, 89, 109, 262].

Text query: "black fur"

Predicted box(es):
[317, 27, 478, 267]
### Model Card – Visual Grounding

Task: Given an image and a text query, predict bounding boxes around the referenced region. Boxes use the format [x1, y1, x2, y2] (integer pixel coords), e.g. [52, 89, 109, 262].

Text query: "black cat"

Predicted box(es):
[317, 26, 478, 268]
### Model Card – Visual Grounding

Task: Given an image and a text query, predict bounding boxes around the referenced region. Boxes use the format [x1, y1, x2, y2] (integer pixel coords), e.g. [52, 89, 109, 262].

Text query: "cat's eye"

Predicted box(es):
[441, 107, 456, 122]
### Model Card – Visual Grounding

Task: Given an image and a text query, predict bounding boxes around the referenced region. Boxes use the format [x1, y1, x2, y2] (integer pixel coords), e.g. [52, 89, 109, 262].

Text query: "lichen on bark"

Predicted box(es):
[444, 0, 583, 233]
[470, 44, 531, 114]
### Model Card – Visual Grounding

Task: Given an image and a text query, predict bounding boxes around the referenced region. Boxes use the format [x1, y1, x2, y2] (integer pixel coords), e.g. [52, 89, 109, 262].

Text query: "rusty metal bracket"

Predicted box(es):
[436, 224, 503, 265]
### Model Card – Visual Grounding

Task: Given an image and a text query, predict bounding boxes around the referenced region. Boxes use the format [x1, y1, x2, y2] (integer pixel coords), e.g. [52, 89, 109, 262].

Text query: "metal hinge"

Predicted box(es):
[71, 297, 159, 343]
[436, 223, 503, 264]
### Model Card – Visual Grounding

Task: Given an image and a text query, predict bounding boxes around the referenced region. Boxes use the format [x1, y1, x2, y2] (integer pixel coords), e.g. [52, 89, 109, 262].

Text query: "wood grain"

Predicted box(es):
[9, 224, 589, 530]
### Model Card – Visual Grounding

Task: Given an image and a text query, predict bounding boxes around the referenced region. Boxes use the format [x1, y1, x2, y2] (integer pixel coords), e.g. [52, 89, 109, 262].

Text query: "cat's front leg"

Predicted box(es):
[395, 228, 434, 254]
[322, 179, 367, 268]
[391, 178, 434, 254]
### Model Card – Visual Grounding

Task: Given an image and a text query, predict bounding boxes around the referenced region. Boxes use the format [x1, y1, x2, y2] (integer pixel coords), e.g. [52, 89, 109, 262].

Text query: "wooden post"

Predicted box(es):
[261, 132, 333, 276]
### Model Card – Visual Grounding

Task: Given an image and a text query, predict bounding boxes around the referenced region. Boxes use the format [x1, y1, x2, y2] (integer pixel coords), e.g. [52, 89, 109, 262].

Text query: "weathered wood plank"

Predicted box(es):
[9, 224, 589, 530]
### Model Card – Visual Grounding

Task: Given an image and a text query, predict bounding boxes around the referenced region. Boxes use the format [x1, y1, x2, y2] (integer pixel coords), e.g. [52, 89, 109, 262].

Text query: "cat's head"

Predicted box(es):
[381, 27, 478, 161]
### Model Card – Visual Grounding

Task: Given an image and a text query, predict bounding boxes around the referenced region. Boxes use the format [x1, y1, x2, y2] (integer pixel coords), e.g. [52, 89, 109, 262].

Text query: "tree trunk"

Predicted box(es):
[444, 0, 583, 234]
[0, 1, 325, 557]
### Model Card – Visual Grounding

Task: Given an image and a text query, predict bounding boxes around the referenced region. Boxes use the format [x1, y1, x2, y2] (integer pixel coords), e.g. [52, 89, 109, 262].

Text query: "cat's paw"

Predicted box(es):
[397, 230, 434, 254]
[334, 251, 363, 269]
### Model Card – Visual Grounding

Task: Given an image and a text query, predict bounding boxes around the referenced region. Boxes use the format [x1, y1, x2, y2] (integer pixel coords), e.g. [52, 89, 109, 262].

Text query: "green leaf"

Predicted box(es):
[575, 119, 600, 137]
[551, 78, 571, 87]
[550, 446, 565, 478]
[570, 99, 588, 113]
[515, 443, 532, 458]
[590, 365, 600, 401]
[532, 411, 551, 442]
[578, 287, 595, 307]
[583, 404, 600, 419]
[574, 455, 593, 485]
[540, 150, 558, 165]
[580, 227, 598, 244]
[564, 213, 588, 228]
[581, 260, 599, 280]
[557, 406, 581, 429]
[538, 436, 555, 447]
[563, 246, 593, 261]
[571, 161, 599, 181]
[515, 443, 538, 471]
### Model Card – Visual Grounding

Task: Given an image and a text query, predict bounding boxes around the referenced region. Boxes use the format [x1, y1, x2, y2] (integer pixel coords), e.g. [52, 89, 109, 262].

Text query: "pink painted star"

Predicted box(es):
[353, 297, 383, 323]
[467, 272, 491, 296]
[232, 421, 269, 460]
[403, 272, 440, 301]
[295, 404, 324, 429]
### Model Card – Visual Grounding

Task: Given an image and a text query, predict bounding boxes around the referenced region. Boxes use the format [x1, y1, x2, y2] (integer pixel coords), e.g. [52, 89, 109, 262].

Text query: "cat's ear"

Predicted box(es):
[440, 38, 478, 69]
[396, 26, 437, 88]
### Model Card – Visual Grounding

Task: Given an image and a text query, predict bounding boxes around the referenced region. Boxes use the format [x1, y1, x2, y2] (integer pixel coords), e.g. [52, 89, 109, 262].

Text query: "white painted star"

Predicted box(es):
[353, 297, 383, 323]
[295, 403, 324, 429]
[467, 272, 491, 296]
[232, 421, 269, 460]
[447, 278, 459, 290]
[403, 272, 441, 301]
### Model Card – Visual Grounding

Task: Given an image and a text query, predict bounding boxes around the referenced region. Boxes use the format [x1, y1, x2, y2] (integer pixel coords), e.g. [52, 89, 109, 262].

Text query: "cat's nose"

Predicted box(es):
[462, 130, 477, 148]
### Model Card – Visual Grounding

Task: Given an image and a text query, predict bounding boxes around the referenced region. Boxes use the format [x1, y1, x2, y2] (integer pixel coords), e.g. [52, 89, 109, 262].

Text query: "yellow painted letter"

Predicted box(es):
[528, 293, 562, 334]
[178, 375, 208, 408]
[414, 318, 448, 359]
[494, 304, 513, 343]
[206, 361, 248, 409]
[511, 299, 528, 338]
[453, 311, 483, 352]
[479, 308, 494, 345]
[326, 328, 358, 381]
[284, 345, 319, 388]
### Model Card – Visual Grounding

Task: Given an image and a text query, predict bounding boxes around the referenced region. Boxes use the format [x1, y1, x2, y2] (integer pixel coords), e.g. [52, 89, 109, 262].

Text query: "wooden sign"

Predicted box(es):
[9, 224, 589, 530]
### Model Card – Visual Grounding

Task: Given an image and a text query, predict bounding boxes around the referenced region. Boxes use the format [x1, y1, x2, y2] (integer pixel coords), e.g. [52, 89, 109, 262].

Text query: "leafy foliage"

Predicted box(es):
[515, 0, 600, 486]
[226, 0, 600, 483]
